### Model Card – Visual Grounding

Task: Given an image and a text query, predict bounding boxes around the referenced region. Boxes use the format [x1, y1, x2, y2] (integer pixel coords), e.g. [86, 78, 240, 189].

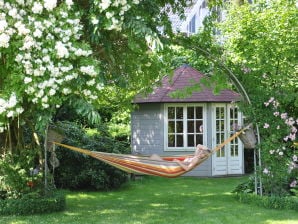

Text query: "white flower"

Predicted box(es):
[42, 95, 48, 103]
[42, 55, 50, 63]
[91, 17, 99, 25]
[0, 98, 7, 114]
[83, 89, 91, 96]
[99, 0, 111, 11]
[278, 151, 283, 156]
[44, 0, 57, 11]
[0, 33, 10, 48]
[14, 21, 30, 35]
[42, 103, 49, 108]
[7, 111, 14, 118]
[65, 0, 73, 7]
[106, 12, 114, 19]
[293, 155, 297, 162]
[7, 93, 17, 108]
[80, 65, 97, 76]
[0, 19, 8, 32]
[263, 168, 269, 174]
[33, 29, 42, 38]
[55, 41, 69, 58]
[16, 107, 24, 114]
[8, 8, 18, 17]
[16, 0, 24, 5]
[24, 77, 32, 84]
[281, 113, 287, 120]
[32, 2, 43, 14]
[86, 79, 95, 86]
[96, 83, 104, 90]
[62, 88, 71, 95]
[49, 89, 56, 96]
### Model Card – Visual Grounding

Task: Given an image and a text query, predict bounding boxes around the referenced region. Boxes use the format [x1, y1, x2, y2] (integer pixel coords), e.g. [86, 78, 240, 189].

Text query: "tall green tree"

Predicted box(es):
[218, 0, 298, 195]
[0, 0, 189, 150]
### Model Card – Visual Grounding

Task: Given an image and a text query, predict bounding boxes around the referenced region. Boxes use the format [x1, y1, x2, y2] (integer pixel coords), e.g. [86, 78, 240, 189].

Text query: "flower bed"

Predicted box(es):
[0, 191, 66, 216]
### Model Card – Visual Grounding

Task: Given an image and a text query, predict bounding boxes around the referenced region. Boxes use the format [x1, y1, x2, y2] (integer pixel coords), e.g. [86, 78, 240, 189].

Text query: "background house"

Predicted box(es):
[131, 65, 245, 176]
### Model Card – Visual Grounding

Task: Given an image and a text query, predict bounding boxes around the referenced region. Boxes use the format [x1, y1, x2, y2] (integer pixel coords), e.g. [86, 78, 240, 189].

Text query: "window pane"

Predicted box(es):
[176, 135, 183, 147]
[196, 121, 203, 133]
[216, 133, 221, 144]
[196, 107, 203, 119]
[216, 107, 220, 119]
[176, 107, 183, 119]
[188, 134, 194, 147]
[235, 147, 238, 156]
[168, 121, 175, 133]
[221, 122, 225, 131]
[230, 108, 234, 118]
[196, 134, 203, 145]
[168, 135, 175, 147]
[187, 107, 194, 119]
[216, 121, 220, 131]
[221, 148, 225, 157]
[168, 107, 175, 119]
[187, 121, 194, 133]
[176, 121, 183, 133]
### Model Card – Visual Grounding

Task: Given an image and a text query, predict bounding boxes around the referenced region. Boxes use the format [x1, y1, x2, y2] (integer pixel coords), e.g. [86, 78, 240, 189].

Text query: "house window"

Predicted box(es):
[188, 14, 196, 34]
[165, 104, 205, 151]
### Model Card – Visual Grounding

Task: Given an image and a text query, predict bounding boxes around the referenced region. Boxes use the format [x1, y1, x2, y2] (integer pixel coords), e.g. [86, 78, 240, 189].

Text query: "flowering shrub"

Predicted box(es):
[94, 0, 141, 31]
[0, 0, 101, 132]
[259, 97, 297, 196]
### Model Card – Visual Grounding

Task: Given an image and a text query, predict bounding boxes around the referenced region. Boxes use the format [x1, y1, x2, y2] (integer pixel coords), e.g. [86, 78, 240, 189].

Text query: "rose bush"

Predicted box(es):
[259, 97, 297, 196]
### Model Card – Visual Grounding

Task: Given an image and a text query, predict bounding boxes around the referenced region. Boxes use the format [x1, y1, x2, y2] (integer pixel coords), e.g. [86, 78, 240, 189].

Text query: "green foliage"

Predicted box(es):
[0, 191, 65, 215]
[235, 192, 298, 211]
[215, 0, 298, 196]
[0, 148, 43, 199]
[53, 121, 130, 190]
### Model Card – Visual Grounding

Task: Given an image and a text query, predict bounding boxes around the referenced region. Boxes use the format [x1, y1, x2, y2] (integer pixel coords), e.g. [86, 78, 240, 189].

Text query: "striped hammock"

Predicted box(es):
[53, 128, 247, 178]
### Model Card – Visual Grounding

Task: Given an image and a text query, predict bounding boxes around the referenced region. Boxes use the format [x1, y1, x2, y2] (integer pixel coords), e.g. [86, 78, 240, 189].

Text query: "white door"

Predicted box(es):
[212, 104, 243, 176]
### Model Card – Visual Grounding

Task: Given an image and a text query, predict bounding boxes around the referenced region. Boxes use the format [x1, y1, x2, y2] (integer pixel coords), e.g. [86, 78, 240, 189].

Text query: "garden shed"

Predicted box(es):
[131, 65, 244, 176]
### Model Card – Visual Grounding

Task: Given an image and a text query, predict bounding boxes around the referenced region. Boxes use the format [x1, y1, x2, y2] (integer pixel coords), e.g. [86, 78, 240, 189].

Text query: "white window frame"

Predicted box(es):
[164, 103, 207, 152]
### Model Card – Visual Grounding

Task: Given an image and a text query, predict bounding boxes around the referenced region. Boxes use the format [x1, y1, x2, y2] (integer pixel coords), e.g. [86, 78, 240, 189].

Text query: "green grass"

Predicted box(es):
[2, 176, 298, 224]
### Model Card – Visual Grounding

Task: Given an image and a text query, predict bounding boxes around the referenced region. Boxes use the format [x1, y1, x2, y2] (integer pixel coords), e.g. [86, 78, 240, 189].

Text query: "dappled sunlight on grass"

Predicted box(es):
[265, 221, 298, 224]
[2, 176, 298, 224]
[67, 193, 96, 199]
[149, 203, 169, 207]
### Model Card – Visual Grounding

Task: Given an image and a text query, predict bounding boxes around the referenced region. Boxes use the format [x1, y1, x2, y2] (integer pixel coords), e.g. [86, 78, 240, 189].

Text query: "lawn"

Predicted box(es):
[2, 176, 298, 224]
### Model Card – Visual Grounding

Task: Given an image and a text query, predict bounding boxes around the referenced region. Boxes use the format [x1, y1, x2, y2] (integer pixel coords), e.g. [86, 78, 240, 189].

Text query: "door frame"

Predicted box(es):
[211, 103, 244, 176]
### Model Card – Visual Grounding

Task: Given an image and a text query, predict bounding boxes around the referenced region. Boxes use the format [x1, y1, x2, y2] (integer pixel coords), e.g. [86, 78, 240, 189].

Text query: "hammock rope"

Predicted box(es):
[52, 126, 248, 178]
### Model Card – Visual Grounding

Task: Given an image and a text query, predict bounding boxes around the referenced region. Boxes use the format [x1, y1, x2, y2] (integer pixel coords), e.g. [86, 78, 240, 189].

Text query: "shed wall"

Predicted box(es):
[131, 103, 212, 177]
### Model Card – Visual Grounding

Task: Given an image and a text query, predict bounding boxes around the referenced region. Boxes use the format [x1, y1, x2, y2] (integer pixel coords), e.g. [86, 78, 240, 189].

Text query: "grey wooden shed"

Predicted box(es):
[131, 65, 245, 176]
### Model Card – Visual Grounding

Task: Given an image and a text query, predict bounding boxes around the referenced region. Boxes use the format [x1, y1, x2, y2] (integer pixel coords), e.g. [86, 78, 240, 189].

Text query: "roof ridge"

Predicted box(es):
[160, 66, 187, 101]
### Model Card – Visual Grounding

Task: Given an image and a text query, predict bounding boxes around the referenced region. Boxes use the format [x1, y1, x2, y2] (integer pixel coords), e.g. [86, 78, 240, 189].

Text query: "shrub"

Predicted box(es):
[0, 148, 43, 199]
[235, 192, 298, 211]
[52, 121, 130, 190]
[0, 191, 66, 215]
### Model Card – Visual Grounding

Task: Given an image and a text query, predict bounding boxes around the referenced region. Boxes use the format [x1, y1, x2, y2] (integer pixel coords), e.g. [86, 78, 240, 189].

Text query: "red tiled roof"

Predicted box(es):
[134, 65, 241, 103]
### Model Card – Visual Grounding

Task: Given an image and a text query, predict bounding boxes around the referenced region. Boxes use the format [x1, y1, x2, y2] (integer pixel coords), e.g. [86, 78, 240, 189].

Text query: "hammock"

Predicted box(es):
[53, 127, 247, 178]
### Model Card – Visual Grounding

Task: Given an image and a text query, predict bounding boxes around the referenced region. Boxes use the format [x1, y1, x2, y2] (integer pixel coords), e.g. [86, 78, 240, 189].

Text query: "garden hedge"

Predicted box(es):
[0, 191, 66, 216]
[235, 193, 298, 211]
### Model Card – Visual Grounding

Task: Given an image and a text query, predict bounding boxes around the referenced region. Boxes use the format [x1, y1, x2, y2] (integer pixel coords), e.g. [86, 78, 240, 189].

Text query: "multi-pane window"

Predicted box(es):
[166, 105, 204, 150]
[229, 107, 239, 157]
[215, 107, 225, 157]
